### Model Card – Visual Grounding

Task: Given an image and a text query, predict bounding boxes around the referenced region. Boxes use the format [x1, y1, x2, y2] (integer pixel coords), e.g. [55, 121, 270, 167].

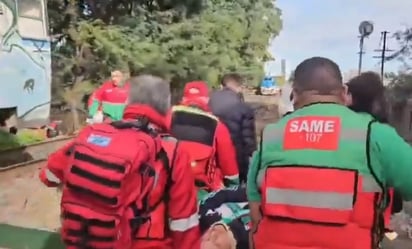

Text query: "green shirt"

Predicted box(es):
[247, 104, 412, 202]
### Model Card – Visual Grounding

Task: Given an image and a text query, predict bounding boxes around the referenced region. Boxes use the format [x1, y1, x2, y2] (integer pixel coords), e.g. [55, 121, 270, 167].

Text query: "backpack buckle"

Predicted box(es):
[130, 216, 150, 235]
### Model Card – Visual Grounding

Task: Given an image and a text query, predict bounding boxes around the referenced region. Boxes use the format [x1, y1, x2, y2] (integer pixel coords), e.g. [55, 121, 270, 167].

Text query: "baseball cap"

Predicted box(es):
[183, 81, 209, 98]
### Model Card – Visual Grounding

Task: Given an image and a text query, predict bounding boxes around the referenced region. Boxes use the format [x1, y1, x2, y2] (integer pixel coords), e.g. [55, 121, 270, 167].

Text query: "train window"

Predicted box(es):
[17, 0, 47, 40]
[18, 0, 42, 19]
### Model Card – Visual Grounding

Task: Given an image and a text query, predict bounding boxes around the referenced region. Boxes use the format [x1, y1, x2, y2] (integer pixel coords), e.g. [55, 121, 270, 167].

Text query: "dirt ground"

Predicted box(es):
[0, 162, 61, 231]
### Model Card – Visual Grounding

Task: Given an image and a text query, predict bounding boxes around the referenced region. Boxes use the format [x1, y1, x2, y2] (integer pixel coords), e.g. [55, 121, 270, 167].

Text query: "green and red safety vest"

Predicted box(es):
[253, 103, 387, 249]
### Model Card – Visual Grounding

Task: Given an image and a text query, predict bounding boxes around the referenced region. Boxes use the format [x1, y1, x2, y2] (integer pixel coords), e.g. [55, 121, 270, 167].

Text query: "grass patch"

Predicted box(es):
[0, 129, 46, 151]
[0, 224, 63, 249]
[16, 130, 46, 145]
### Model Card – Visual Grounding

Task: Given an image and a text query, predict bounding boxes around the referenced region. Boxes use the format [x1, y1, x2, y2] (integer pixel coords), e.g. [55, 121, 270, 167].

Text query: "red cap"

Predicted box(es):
[183, 81, 209, 98]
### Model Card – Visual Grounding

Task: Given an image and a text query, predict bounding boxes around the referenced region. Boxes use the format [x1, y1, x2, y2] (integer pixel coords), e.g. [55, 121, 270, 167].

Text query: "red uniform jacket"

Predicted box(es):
[165, 104, 239, 186]
[40, 104, 200, 249]
[91, 80, 130, 106]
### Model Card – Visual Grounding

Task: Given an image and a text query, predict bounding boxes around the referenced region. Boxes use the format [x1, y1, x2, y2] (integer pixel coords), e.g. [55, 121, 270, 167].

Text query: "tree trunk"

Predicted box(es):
[69, 100, 79, 134]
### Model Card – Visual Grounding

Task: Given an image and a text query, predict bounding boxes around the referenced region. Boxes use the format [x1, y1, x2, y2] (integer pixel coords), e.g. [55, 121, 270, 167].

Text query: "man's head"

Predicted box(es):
[128, 75, 171, 115]
[292, 57, 345, 109]
[346, 71, 388, 122]
[221, 73, 243, 93]
[201, 223, 236, 249]
[111, 70, 128, 86]
[182, 81, 210, 106]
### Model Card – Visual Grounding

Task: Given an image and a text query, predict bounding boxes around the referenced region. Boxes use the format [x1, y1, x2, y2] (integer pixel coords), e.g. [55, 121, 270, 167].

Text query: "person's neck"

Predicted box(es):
[223, 86, 237, 93]
[295, 95, 343, 109]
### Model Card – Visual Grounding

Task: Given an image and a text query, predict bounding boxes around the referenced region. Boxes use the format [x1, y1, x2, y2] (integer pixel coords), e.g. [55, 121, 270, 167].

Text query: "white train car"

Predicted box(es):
[0, 0, 51, 127]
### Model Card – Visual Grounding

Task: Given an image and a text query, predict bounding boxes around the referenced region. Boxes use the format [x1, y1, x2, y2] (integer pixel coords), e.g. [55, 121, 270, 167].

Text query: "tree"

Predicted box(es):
[47, 0, 283, 127]
[385, 27, 412, 105]
[387, 27, 412, 70]
[386, 71, 412, 106]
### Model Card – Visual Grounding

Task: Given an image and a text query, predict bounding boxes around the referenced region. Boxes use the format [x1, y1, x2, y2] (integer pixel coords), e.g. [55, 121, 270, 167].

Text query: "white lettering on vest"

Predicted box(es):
[288, 119, 336, 143]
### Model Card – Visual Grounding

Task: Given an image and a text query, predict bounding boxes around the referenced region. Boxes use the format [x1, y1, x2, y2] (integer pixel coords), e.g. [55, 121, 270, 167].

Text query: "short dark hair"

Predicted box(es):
[221, 73, 243, 86]
[346, 72, 384, 101]
[293, 57, 343, 95]
[346, 71, 387, 122]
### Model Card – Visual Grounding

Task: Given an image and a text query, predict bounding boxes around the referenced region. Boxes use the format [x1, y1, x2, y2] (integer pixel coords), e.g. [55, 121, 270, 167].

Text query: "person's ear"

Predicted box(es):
[343, 84, 348, 94]
[341, 85, 351, 106]
[292, 90, 300, 109]
[344, 92, 352, 106]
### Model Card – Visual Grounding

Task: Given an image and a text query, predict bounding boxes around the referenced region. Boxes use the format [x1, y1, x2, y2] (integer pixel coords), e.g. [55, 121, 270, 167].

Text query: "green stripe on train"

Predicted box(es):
[0, 224, 64, 249]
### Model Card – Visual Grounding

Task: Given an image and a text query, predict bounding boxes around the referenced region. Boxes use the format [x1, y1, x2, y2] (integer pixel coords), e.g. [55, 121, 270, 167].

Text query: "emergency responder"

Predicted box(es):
[88, 69, 130, 122]
[209, 74, 256, 183]
[247, 57, 412, 249]
[167, 81, 239, 195]
[346, 72, 403, 237]
[40, 75, 200, 249]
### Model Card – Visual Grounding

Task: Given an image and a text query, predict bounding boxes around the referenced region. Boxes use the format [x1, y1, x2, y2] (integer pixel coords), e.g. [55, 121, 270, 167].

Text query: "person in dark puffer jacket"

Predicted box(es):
[209, 73, 257, 183]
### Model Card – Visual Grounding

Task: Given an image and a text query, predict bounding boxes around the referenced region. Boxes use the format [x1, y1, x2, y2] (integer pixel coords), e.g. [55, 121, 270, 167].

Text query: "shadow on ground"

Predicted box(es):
[0, 224, 64, 249]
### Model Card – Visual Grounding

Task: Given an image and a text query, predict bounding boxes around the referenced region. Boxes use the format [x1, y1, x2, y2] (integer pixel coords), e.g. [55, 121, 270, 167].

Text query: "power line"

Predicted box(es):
[373, 31, 394, 78]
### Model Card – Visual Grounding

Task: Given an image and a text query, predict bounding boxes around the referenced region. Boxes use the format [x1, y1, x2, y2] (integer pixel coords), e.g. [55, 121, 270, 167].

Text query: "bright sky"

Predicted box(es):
[266, 0, 412, 77]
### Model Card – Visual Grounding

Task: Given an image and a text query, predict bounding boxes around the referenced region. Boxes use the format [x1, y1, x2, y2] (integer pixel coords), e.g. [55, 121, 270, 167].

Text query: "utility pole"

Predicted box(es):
[373, 31, 393, 78]
[357, 21, 374, 75]
[358, 37, 365, 75]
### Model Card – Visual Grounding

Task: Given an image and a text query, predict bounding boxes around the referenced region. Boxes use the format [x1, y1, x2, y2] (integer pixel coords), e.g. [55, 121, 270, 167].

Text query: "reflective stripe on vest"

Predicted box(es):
[45, 168, 61, 184]
[169, 212, 199, 231]
[260, 167, 382, 225]
[263, 126, 367, 142]
[266, 188, 353, 210]
[264, 174, 382, 211]
[257, 169, 381, 193]
[224, 174, 240, 180]
[172, 105, 218, 120]
[101, 101, 126, 106]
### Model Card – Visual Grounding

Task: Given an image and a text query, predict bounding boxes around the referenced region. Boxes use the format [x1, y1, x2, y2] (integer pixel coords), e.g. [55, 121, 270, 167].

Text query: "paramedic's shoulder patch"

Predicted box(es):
[283, 116, 341, 151]
[87, 134, 112, 147]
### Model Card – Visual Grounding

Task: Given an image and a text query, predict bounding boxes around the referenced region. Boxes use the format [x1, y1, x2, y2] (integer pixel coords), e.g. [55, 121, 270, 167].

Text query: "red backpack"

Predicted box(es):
[60, 119, 170, 249]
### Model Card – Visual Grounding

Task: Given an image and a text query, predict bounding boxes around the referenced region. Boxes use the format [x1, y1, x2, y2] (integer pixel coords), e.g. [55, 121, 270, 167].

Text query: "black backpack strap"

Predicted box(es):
[129, 141, 178, 237]
[156, 141, 179, 203]
[111, 117, 158, 137]
[366, 119, 388, 244]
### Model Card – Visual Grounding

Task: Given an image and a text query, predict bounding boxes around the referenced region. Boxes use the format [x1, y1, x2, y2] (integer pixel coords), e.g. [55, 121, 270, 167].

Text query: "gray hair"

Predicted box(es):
[128, 75, 171, 115]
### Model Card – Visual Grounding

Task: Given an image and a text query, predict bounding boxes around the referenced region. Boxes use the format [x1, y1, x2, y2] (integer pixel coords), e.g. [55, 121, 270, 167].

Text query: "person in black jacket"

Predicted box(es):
[209, 73, 257, 183]
[346, 72, 403, 215]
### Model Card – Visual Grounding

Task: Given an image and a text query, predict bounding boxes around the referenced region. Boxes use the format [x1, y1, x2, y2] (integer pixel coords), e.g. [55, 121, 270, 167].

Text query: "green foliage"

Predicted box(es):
[16, 130, 46, 144]
[384, 27, 412, 103]
[0, 130, 45, 151]
[387, 28, 412, 69]
[386, 71, 412, 105]
[48, 0, 283, 99]
[0, 131, 20, 150]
